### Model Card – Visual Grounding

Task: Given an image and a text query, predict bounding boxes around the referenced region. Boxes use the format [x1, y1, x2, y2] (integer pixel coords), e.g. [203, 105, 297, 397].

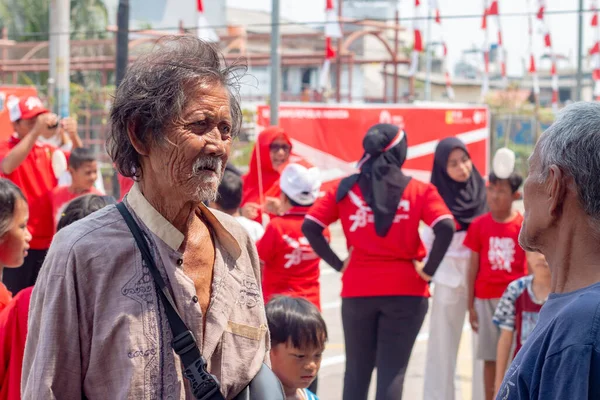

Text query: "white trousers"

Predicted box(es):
[423, 258, 484, 400]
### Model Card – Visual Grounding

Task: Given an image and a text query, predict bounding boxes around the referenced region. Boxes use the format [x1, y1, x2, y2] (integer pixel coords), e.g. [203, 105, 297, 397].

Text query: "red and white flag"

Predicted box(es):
[429, 0, 454, 99]
[319, 0, 342, 90]
[196, 0, 218, 42]
[537, 0, 558, 111]
[527, 0, 539, 95]
[408, 0, 424, 76]
[481, 0, 490, 99]
[590, 0, 600, 100]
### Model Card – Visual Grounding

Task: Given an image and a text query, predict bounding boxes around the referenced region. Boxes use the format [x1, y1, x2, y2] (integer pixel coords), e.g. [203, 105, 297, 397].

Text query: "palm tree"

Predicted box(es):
[0, 0, 109, 41]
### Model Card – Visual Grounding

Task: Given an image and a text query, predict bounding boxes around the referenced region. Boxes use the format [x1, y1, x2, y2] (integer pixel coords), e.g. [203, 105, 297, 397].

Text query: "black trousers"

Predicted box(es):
[2, 248, 47, 295]
[342, 296, 428, 400]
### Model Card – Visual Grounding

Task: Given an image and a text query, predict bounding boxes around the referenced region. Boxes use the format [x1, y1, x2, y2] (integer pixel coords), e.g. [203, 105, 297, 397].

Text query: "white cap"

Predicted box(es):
[492, 147, 516, 179]
[280, 163, 322, 206]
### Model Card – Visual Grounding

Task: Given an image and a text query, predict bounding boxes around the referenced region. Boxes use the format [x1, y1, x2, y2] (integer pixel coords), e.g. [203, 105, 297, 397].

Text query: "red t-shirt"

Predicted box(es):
[256, 207, 330, 310]
[0, 136, 58, 249]
[306, 179, 453, 298]
[50, 186, 103, 230]
[0, 286, 33, 400]
[464, 212, 528, 299]
[0, 283, 11, 313]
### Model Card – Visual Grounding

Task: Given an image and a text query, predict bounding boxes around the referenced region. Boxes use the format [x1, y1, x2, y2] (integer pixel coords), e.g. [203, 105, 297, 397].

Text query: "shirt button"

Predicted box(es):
[177, 258, 183, 266]
[192, 296, 199, 303]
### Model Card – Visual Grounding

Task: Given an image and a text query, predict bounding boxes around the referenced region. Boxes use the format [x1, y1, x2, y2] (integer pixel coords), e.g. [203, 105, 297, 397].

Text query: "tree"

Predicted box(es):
[0, 0, 108, 41]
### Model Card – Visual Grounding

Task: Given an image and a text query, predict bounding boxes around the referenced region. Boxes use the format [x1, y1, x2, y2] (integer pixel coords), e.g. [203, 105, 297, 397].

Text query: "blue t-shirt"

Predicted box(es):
[496, 281, 600, 399]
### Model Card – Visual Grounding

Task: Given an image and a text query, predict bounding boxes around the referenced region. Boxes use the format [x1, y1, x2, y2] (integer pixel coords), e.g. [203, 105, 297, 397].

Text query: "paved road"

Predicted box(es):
[316, 222, 476, 400]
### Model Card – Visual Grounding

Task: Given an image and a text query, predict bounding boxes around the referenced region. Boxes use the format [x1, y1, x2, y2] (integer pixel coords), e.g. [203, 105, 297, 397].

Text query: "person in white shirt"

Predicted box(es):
[210, 167, 265, 242]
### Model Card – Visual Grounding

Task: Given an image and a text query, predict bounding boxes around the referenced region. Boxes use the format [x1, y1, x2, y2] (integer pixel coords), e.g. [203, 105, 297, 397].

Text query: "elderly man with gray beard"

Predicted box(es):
[495, 101, 600, 400]
[22, 37, 274, 399]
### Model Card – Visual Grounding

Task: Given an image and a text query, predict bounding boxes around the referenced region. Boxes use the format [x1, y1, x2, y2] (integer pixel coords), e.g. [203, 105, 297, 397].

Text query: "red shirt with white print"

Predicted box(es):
[463, 212, 528, 299]
[257, 206, 330, 310]
[306, 179, 452, 298]
[0, 135, 58, 249]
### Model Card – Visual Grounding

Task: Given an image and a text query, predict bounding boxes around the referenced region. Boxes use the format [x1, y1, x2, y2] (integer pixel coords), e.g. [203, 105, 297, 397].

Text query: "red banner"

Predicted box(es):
[0, 86, 39, 141]
[256, 103, 490, 185]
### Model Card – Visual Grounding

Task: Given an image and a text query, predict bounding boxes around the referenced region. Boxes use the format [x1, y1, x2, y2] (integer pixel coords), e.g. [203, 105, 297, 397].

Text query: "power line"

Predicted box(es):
[5, 8, 597, 40]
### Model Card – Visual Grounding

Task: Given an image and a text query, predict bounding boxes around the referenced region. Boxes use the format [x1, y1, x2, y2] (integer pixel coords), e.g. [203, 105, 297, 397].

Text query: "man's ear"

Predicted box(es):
[127, 121, 149, 156]
[546, 165, 567, 218]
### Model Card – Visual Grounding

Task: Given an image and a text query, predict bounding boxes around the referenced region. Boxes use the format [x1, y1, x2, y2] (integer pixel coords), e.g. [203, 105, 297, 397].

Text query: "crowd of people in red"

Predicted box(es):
[0, 90, 591, 400]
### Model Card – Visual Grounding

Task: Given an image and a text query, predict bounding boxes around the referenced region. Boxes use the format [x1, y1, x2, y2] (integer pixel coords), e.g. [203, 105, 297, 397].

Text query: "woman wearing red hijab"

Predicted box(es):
[241, 126, 295, 222]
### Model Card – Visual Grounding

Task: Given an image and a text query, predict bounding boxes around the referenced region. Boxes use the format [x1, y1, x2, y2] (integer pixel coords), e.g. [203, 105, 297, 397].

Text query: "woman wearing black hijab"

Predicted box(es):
[423, 137, 488, 400]
[302, 124, 456, 400]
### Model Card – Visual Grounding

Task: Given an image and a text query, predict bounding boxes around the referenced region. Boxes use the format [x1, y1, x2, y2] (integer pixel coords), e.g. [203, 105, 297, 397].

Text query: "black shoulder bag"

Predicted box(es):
[116, 203, 284, 400]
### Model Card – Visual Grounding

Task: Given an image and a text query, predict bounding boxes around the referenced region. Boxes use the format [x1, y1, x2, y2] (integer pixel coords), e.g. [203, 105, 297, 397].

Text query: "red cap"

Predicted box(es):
[8, 96, 49, 122]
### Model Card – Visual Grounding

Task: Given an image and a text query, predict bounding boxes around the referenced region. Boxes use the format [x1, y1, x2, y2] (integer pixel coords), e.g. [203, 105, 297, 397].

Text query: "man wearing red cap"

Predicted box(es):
[0, 96, 64, 294]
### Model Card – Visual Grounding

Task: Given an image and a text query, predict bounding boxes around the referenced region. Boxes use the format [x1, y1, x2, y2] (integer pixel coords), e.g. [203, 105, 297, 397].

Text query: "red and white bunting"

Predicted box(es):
[481, 0, 490, 99]
[429, 0, 454, 99]
[537, 0, 558, 111]
[196, 0, 218, 42]
[408, 0, 424, 76]
[591, 0, 600, 100]
[319, 0, 342, 90]
[487, 0, 507, 87]
[528, 0, 539, 95]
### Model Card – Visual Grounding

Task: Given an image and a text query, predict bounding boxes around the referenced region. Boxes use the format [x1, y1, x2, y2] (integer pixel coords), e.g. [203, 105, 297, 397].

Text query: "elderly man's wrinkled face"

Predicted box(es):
[150, 83, 232, 203]
[519, 147, 548, 252]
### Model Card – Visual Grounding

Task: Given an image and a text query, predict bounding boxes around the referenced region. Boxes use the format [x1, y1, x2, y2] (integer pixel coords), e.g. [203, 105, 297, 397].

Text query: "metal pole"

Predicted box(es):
[393, 9, 399, 103]
[576, 0, 584, 101]
[424, 7, 433, 101]
[116, 0, 130, 87]
[56, 0, 70, 118]
[335, 0, 343, 103]
[114, 0, 130, 199]
[270, 0, 281, 125]
[48, 0, 58, 113]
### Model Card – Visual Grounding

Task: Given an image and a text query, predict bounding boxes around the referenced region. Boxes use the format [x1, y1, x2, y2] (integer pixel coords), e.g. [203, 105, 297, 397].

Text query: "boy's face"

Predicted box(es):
[270, 340, 324, 393]
[487, 180, 519, 214]
[70, 161, 98, 190]
[527, 251, 550, 276]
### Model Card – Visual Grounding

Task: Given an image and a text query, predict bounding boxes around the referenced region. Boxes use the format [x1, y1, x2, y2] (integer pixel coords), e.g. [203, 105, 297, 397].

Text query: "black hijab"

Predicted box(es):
[336, 124, 411, 237]
[430, 137, 487, 231]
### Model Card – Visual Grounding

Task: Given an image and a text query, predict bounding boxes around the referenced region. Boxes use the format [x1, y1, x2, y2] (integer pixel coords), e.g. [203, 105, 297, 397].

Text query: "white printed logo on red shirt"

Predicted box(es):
[346, 190, 410, 232]
[282, 235, 318, 268]
[488, 237, 515, 273]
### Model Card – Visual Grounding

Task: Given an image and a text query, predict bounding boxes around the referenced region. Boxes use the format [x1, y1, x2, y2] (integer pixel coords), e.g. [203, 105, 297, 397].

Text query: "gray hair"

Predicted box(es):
[537, 101, 600, 223]
[107, 35, 245, 178]
[0, 178, 26, 237]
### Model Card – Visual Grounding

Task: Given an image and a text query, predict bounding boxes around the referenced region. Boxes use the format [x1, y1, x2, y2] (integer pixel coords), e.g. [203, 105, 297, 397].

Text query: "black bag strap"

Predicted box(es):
[117, 202, 225, 400]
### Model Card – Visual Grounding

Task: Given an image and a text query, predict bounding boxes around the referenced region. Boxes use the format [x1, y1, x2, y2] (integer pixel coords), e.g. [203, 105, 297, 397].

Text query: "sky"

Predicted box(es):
[227, 0, 591, 77]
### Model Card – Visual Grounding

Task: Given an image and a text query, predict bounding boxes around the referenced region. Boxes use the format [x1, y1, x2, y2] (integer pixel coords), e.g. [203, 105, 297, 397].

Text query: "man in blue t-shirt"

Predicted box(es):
[496, 102, 600, 399]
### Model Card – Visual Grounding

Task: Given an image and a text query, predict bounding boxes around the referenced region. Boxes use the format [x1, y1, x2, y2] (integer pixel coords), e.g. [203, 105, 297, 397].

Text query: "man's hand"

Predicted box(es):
[264, 196, 282, 215]
[240, 202, 260, 220]
[61, 117, 78, 139]
[31, 113, 59, 138]
[414, 260, 432, 282]
[469, 306, 479, 333]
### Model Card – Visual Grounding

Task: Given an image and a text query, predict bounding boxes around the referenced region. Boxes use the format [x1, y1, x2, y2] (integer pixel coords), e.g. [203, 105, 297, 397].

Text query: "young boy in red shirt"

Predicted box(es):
[492, 251, 551, 397]
[465, 170, 527, 400]
[50, 147, 102, 230]
[256, 163, 329, 310]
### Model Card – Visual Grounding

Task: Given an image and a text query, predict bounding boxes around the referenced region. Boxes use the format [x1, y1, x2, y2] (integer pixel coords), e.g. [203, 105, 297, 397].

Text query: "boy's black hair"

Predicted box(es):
[266, 296, 328, 350]
[0, 178, 26, 237]
[489, 171, 523, 194]
[69, 147, 97, 170]
[57, 194, 117, 231]
[216, 169, 243, 212]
